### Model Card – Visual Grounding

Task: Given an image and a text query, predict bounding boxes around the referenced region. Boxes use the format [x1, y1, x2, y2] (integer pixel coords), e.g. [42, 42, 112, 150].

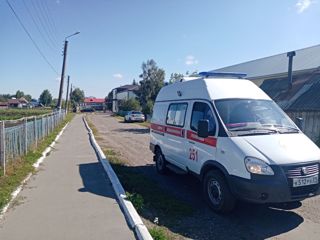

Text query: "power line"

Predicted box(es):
[22, 0, 56, 52]
[36, 0, 59, 45]
[6, 0, 59, 75]
[43, 0, 60, 40]
[40, 0, 60, 43]
[30, 0, 57, 49]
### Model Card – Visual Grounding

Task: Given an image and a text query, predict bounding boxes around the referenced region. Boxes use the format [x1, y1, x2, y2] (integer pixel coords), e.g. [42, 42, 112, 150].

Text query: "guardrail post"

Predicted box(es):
[24, 118, 28, 155]
[0, 121, 6, 176]
[34, 116, 37, 148]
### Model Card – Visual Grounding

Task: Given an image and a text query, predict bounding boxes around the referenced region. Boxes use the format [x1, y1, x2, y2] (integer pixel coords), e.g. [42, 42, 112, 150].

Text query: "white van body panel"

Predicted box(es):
[156, 78, 271, 102]
[242, 133, 320, 165]
[215, 137, 251, 179]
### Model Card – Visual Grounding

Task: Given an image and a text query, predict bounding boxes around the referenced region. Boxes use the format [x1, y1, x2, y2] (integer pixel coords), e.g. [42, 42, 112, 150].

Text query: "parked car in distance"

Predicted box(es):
[124, 111, 145, 122]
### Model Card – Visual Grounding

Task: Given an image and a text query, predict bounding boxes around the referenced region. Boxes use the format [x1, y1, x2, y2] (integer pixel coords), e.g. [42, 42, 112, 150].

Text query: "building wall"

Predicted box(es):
[286, 111, 320, 143]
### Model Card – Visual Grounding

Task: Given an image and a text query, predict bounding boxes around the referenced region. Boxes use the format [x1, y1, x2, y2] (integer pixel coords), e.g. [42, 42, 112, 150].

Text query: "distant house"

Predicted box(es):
[109, 84, 139, 112]
[0, 102, 8, 109]
[7, 97, 29, 108]
[83, 97, 105, 111]
[212, 44, 320, 142]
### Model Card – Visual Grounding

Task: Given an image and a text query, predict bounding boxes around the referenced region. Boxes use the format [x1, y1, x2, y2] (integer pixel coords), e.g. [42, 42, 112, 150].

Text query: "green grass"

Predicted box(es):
[0, 113, 74, 210]
[149, 227, 169, 240]
[0, 109, 52, 120]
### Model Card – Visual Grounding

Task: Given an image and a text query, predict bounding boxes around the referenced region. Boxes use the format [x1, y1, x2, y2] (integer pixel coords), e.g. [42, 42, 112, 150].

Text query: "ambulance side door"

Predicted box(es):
[186, 101, 218, 174]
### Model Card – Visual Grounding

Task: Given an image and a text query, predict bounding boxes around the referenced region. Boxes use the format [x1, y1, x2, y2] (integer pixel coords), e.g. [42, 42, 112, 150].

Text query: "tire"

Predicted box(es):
[203, 170, 236, 213]
[155, 149, 168, 174]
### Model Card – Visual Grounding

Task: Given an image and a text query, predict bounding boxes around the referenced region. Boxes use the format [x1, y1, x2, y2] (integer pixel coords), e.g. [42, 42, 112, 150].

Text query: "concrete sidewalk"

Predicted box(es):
[0, 115, 135, 240]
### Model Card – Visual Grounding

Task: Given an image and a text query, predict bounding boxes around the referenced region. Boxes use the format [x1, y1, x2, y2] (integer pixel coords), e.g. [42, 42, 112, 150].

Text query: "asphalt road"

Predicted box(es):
[88, 112, 320, 240]
[0, 115, 135, 240]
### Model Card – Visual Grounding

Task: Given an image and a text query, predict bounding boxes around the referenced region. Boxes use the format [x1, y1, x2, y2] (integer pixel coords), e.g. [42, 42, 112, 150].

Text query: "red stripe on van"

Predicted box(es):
[165, 126, 185, 137]
[151, 123, 185, 137]
[151, 123, 165, 132]
[186, 130, 217, 147]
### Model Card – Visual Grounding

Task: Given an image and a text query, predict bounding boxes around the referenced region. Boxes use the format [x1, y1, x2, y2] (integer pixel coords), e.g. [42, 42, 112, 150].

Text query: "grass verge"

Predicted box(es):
[0, 109, 52, 120]
[85, 116, 193, 240]
[0, 113, 74, 210]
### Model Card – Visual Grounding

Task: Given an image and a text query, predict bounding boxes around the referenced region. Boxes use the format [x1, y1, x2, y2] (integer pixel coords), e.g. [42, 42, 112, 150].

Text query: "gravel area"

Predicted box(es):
[88, 112, 320, 240]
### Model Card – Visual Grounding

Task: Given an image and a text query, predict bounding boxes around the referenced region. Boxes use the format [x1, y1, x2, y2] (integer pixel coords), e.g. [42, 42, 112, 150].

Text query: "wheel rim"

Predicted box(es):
[157, 154, 164, 170]
[207, 179, 222, 205]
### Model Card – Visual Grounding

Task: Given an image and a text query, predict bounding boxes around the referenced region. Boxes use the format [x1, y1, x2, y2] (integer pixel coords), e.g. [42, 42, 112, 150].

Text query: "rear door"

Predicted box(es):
[186, 101, 218, 174]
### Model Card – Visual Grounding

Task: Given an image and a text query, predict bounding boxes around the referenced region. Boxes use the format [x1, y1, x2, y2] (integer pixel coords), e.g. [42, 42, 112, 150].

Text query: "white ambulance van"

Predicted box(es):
[149, 72, 320, 213]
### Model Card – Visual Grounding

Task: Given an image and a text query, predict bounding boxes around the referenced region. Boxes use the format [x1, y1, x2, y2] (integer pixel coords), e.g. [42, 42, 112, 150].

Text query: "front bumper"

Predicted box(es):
[229, 163, 320, 203]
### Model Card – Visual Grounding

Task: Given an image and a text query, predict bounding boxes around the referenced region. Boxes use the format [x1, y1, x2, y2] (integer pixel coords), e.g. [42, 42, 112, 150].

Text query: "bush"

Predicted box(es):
[119, 98, 141, 111]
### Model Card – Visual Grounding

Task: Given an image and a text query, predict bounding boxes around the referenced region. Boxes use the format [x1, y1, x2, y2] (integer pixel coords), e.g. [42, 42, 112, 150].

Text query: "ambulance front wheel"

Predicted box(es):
[203, 170, 236, 213]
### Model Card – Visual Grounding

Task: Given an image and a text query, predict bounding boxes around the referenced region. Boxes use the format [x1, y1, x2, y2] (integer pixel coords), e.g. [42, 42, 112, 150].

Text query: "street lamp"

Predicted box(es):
[57, 31, 80, 110]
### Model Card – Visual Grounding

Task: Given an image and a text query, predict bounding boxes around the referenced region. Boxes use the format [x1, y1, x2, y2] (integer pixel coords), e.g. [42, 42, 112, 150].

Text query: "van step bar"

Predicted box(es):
[166, 163, 188, 175]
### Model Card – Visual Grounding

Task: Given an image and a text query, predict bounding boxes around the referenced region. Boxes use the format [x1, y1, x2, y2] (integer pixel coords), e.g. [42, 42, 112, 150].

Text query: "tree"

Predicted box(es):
[136, 59, 165, 113]
[70, 88, 85, 107]
[15, 90, 24, 99]
[24, 94, 32, 102]
[132, 79, 137, 85]
[119, 98, 141, 111]
[106, 91, 113, 110]
[39, 89, 52, 106]
[0, 94, 11, 102]
[169, 73, 184, 83]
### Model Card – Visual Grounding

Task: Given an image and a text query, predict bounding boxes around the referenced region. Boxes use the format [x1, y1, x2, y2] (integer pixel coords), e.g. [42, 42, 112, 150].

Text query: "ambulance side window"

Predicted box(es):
[166, 103, 188, 127]
[190, 102, 216, 136]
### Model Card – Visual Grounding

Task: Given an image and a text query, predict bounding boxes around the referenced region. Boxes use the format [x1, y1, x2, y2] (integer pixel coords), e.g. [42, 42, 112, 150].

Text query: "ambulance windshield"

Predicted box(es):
[214, 99, 299, 134]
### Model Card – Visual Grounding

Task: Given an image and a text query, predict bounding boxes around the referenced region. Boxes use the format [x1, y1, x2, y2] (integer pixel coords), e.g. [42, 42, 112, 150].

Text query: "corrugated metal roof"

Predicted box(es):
[213, 44, 320, 79]
[288, 76, 320, 111]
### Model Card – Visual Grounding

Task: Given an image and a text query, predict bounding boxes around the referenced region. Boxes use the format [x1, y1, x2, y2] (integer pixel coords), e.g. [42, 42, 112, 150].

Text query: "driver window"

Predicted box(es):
[190, 102, 216, 136]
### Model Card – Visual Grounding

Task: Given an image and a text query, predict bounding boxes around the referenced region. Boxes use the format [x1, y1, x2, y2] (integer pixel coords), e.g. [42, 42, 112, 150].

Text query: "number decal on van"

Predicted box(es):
[189, 148, 198, 161]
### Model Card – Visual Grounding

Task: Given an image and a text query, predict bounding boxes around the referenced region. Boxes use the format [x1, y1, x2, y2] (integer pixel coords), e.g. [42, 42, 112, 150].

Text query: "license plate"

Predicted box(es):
[293, 175, 319, 187]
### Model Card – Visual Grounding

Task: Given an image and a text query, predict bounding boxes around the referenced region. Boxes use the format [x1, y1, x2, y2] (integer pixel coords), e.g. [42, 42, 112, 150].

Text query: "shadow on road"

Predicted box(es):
[123, 164, 305, 240]
[78, 162, 116, 199]
[115, 128, 150, 134]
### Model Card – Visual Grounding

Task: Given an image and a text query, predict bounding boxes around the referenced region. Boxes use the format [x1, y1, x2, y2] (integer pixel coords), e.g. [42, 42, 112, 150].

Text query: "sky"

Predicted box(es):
[1, 0, 320, 99]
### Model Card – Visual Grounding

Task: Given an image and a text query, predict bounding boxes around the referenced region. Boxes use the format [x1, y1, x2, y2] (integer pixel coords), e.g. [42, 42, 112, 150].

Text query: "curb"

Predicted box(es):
[83, 117, 153, 240]
[0, 122, 70, 220]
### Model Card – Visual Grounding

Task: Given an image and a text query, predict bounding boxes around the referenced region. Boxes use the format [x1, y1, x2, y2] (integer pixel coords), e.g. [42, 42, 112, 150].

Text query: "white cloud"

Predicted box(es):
[296, 0, 315, 13]
[113, 73, 123, 79]
[185, 55, 199, 66]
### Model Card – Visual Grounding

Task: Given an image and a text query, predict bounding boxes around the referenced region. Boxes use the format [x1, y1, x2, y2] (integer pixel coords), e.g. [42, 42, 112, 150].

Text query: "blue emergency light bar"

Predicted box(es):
[198, 71, 247, 78]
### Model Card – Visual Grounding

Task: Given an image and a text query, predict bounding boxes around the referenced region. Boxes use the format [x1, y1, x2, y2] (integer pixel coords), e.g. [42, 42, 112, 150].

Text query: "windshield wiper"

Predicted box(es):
[229, 127, 279, 136]
[275, 125, 300, 133]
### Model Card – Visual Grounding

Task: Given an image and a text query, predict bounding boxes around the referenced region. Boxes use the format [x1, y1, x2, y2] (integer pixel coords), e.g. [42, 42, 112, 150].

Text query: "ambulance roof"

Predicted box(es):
[155, 78, 271, 102]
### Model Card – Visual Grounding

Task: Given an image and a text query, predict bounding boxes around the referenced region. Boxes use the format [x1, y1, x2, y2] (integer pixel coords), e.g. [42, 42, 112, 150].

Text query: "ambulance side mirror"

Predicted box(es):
[198, 120, 209, 138]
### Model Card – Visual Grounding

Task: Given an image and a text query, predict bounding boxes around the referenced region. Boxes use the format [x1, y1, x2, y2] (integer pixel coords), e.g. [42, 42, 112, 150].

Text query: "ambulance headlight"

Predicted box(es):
[245, 157, 274, 175]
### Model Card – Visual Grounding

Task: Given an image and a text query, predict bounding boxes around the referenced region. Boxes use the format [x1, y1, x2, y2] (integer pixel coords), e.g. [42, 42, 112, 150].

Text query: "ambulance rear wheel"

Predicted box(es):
[203, 170, 236, 213]
[155, 149, 167, 174]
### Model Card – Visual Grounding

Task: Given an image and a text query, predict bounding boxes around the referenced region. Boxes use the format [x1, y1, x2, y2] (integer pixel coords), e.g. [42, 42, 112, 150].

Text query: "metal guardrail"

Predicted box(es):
[0, 110, 66, 175]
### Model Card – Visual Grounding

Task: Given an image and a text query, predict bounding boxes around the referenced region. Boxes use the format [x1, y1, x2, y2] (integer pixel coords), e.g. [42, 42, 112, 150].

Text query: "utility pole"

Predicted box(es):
[57, 40, 68, 109]
[69, 84, 73, 113]
[57, 32, 80, 110]
[65, 75, 70, 112]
